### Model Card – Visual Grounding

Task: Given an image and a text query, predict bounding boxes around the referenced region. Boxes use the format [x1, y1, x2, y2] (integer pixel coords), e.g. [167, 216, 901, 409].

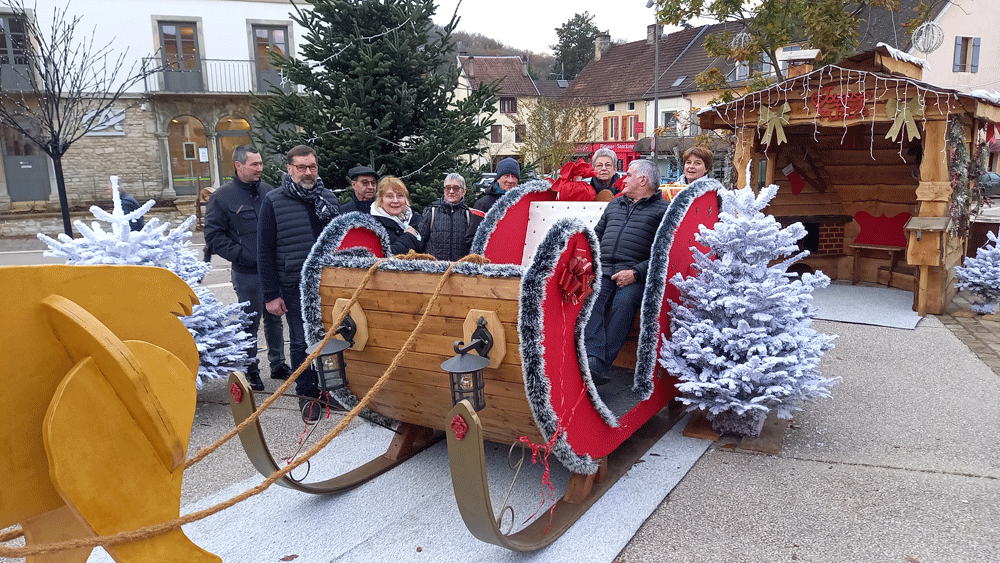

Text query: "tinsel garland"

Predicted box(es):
[947, 115, 986, 238]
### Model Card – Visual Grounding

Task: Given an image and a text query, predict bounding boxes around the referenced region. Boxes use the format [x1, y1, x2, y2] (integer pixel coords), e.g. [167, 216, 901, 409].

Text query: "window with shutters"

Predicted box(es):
[604, 116, 620, 140]
[627, 115, 638, 140]
[491, 124, 502, 143]
[500, 96, 517, 113]
[514, 124, 525, 143]
[954, 37, 980, 73]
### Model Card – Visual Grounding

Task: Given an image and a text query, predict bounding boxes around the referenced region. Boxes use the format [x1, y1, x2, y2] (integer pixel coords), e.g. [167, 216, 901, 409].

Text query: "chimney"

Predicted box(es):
[784, 49, 822, 78]
[467, 55, 474, 78]
[594, 32, 611, 61]
[521, 54, 528, 76]
[647, 24, 661, 45]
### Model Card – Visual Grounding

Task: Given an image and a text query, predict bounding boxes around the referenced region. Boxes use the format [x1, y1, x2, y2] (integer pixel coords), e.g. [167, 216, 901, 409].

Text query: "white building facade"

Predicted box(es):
[0, 0, 309, 209]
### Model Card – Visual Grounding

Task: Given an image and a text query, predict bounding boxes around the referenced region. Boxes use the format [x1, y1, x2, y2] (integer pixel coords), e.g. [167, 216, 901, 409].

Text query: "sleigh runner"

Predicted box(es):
[230, 177, 723, 549]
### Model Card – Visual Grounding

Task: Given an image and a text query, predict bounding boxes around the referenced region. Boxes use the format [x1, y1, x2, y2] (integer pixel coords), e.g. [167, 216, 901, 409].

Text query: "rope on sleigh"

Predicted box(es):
[0, 252, 489, 558]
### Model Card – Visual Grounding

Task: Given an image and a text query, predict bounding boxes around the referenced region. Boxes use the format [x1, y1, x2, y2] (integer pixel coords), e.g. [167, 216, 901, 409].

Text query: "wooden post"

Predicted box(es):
[734, 127, 756, 190]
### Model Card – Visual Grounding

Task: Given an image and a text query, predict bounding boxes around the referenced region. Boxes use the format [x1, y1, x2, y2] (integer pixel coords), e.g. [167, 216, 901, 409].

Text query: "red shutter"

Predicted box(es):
[603, 117, 609, 140]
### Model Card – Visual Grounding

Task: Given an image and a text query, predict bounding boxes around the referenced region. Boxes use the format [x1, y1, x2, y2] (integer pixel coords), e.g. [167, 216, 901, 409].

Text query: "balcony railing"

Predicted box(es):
[142, 57, 292, 94]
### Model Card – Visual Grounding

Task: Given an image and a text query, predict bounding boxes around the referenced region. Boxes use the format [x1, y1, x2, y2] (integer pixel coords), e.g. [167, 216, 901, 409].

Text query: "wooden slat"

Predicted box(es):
[361, 328, 522, 364]
[345, 345, 524, 372]
[321, 268, 521, 300]
[348, 360, 528, 400]
[349, 372, 534, 415]
[319, 288, 520, 319]
[334, 309, 522, 349]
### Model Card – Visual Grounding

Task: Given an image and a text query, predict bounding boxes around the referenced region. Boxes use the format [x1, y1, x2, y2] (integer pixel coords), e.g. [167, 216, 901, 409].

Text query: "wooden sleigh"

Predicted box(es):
[230, 178, 723, 550]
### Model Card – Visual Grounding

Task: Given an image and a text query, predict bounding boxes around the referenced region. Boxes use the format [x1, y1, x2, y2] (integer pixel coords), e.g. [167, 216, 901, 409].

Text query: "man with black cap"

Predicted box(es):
[340, 164, 379, 213]
[258, 145, 341, 422]
[465, 157, 520, 247]
[205, 145, 291, 391]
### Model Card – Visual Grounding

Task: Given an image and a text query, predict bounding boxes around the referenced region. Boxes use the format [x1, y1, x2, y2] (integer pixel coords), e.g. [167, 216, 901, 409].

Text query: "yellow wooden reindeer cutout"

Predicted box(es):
[0, 265, 219, 562]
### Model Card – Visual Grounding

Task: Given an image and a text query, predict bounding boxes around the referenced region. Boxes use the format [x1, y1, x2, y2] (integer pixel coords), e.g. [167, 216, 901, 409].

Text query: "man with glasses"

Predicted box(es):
[258, 145, 341, 421]
[340, 164, 379, 213]
[204, 145, 291, 391]
[418, 173, 472, 261]
[589, 147, 623, 196]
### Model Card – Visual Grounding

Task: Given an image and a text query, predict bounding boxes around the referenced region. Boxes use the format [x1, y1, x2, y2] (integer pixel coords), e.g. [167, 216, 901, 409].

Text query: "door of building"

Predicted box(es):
[0, 14, 31, 91]
[215, 117, 251, 184]
[2, 119, 51, 202]
[159, 22, 203, 92]
[253, 25, 291, 93]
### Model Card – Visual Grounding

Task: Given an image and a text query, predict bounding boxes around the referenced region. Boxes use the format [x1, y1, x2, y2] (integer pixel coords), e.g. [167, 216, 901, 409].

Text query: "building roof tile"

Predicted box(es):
[458, 55, 539, 97]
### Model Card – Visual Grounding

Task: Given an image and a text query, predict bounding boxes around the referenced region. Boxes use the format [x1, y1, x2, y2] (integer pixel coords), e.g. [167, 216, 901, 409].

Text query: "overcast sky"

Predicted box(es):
[432, 0, 690, 56]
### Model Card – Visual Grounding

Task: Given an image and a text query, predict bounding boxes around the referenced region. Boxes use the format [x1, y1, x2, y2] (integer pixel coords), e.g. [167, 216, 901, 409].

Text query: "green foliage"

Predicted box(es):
[253, 0, 498, 211]
[511, 97, 597, 174]
[656, 0, 899, 82]
[551, 12, 601, 80]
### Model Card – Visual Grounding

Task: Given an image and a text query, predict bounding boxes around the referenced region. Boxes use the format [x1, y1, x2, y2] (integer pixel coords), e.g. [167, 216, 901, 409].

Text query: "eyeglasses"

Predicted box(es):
[593, 162, 616, 169]
[443, 185, 465, 192]
[355, 179, 376, 187]
[291, 164, 318, 173]
[382, 192, 407, 201]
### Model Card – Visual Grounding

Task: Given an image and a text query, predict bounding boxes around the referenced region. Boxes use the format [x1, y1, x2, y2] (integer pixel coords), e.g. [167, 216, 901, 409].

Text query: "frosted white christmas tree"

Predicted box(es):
[955, 230, 1000, 314]
[38, 177, 253, 387]
[658, 184, 838, 436]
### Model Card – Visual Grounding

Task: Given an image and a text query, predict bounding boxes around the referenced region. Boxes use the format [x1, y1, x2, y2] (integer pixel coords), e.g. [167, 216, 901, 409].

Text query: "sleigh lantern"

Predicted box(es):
[230, 178, 723, 550]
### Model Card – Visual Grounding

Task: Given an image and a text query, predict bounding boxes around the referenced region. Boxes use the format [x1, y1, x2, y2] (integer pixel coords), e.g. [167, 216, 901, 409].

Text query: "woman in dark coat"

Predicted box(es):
[371, 176, 423, 255]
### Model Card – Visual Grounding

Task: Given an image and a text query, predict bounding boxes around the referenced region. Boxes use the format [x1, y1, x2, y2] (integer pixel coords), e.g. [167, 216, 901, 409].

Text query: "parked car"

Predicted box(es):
[978, 171, 1000, 197]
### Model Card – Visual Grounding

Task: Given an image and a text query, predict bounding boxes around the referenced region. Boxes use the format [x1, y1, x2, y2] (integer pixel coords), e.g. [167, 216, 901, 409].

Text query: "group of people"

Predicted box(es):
[204, 141, 713, 422]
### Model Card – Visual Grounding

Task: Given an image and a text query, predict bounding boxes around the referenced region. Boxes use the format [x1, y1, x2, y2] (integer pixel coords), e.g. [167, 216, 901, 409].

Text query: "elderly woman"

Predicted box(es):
[418, 172, 472, 261]
[678, 146, 713, 184]
[371, 176, 424, 255]
[589, 147, 622, 195]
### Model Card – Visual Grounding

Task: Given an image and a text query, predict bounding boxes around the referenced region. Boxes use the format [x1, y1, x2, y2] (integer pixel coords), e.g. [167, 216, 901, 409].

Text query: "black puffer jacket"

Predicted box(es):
[594, 192, 669, 284]
[204, 176, 275, 274]
[374, 214, 424, 256]
[258, 183, 339, 302]
[417, 198, 471, 261]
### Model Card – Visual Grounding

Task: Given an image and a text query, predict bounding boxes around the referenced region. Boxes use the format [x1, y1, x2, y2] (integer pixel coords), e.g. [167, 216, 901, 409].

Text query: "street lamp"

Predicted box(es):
[647, 0, 659, 175]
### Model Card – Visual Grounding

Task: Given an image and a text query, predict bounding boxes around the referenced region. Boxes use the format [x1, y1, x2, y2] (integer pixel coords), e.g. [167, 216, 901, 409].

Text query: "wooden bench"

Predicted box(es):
[849, 211, 911, 286]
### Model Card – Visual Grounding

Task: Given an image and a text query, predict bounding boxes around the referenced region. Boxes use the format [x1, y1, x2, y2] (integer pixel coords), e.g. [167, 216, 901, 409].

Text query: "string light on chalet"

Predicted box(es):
[440, 316, 494, 412]
[305, 316, 358, 395]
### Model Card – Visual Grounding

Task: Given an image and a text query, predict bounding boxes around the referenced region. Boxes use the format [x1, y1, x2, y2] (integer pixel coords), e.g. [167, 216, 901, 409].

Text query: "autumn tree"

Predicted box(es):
[511, 97, 597, 174]
[551, 12, 601, 81]
[655, 0, 900, 83]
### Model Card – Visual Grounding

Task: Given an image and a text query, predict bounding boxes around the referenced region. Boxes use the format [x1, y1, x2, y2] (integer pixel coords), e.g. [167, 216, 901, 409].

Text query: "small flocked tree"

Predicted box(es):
[955, 230, 1000, 314]
[37, 178, 253, 388]
[659, 185, 838, 436]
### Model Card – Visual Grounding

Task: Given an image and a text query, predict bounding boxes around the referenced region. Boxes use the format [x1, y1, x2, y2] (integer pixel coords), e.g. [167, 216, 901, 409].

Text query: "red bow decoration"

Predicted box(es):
[551, 158, 598, 201]
[558, 247, 595, 305]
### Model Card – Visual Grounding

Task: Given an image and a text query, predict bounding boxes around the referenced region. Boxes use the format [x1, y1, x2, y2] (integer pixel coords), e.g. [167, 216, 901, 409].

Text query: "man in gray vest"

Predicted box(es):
[204, 145, 291, 391]
[258, 145, 341, 422]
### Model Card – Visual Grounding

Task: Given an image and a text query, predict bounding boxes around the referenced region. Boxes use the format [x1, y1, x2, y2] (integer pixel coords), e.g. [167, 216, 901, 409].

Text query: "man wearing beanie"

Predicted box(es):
[340, 164, 379, 214]
[465, 157, 520, 247]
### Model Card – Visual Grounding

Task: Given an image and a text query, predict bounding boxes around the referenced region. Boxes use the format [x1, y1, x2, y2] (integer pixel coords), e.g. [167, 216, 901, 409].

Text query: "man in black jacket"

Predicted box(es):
[585, 159, 669, 385]
[259, 145, 341, 421]
[340, 164, 378, 213]
[418, 173, 471, 261]
[204, 145, 291, 391]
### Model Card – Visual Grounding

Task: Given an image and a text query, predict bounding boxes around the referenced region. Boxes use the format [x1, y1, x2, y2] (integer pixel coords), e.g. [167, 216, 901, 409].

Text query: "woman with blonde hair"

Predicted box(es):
[371, 176, 424, 255]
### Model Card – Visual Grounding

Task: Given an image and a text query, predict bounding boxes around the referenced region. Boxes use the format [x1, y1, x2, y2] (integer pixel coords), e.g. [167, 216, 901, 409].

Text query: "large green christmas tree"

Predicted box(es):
[255, 0, 497, 210]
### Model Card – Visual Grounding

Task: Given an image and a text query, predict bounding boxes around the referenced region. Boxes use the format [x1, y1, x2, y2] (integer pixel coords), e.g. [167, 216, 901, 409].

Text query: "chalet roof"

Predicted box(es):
[458, 55, 539, 97]
[699, 46, 1000, 129]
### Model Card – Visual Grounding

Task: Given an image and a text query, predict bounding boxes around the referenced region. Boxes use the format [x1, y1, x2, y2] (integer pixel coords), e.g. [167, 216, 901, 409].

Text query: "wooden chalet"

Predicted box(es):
[699, 46, 1000, 315]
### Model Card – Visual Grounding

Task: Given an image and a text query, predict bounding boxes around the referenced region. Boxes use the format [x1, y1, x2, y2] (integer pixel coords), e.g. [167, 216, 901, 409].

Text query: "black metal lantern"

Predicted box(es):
[305, 316, 357, 394]
[440, 317, 493, 411]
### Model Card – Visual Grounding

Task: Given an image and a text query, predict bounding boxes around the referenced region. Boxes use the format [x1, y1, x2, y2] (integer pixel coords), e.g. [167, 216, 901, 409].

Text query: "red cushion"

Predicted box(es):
[853, 211, 911, 247]
[338, 227, 385, 258]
